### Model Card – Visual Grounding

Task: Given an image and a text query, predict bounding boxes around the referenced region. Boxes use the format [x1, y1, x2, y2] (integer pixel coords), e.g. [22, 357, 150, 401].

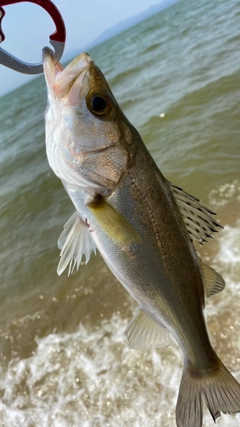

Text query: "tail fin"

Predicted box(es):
[176, 357, 240, 427]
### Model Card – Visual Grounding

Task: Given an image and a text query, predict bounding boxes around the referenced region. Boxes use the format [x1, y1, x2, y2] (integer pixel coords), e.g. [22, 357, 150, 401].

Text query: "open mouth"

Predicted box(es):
[43, 48, 92, 101]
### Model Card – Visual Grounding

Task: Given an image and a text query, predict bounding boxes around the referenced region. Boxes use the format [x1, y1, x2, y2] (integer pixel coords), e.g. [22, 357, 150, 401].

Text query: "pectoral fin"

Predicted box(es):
[57, 211, 97, 276]
[124, 308, 171, 350]
[170, 183, 223, 244]
[200, 261, 225, 298]
[87, 196, 142, 246]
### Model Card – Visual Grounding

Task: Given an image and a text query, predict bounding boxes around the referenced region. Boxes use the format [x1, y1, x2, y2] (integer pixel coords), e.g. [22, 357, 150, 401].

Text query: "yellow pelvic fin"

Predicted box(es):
[87, 196, 142, 246]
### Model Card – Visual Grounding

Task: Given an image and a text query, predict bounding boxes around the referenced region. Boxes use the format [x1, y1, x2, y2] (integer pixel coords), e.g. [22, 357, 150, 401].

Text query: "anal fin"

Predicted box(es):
[124, 308, 171, 350]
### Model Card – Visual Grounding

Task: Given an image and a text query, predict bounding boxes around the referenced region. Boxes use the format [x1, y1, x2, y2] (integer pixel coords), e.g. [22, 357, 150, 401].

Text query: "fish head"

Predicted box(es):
[43, 48, 137, 195]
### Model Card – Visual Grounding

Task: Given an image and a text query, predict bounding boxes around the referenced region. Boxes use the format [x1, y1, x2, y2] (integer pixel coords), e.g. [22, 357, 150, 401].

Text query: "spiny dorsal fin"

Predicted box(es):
[57, 211, 97, 276]
[200, 261, 225, 298]
[124, 308, 171, 350]
[170, 183, 223, 244]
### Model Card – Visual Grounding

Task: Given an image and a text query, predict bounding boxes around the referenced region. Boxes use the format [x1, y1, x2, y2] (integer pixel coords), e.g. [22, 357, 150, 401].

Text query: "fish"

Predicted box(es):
[42, 47, 240, 427]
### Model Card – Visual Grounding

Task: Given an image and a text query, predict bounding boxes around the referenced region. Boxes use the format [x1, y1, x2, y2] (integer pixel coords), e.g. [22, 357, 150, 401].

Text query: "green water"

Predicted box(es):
[0, 0, 240, 425]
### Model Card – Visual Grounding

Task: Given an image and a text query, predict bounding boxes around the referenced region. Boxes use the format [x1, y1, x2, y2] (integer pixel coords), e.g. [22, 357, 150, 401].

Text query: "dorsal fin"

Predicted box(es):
[124, 308, 171, 350]
[57, 211, 97, 276]
[200, 261, 225, 298]
[170, 183, 223, 244]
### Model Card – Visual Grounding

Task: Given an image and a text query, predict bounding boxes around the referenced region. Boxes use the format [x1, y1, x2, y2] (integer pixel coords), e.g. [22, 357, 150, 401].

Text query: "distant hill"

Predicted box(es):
[64, 0, 179, 61]
[92, 0, 179, 47]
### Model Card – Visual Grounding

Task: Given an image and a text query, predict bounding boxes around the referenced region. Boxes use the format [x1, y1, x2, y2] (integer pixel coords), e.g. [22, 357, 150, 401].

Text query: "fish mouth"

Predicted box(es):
[42, 48, 92, 100]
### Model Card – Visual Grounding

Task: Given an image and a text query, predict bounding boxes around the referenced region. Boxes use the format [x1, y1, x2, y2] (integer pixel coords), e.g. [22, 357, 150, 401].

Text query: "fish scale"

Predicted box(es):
[43, 48, 240, 427]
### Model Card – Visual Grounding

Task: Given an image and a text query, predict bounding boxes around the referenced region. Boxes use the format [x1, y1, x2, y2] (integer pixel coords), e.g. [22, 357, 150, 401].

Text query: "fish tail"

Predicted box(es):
[176, 356, 240, 427]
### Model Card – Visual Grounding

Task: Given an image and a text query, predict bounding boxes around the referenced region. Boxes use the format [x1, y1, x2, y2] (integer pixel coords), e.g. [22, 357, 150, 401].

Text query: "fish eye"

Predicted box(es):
[87, 91, 113, 117]
[91, 96, 107, 113]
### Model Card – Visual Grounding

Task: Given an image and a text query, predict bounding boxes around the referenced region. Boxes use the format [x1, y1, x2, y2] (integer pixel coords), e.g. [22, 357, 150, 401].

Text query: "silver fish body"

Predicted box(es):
[43, 49, 240, 427]
[65, 138, 219, 374]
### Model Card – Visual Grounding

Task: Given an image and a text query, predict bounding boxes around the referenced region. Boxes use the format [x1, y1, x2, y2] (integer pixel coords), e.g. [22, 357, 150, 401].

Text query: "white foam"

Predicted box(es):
[215, 222, 240, 270]
[209, 180, 240, 208]
[1, 297, 240, 426]
[0, 316, 179, 426]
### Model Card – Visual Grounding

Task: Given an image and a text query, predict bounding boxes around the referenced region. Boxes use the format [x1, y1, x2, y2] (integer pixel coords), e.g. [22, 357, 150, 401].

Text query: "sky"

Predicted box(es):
[0, 0, 165, 97]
